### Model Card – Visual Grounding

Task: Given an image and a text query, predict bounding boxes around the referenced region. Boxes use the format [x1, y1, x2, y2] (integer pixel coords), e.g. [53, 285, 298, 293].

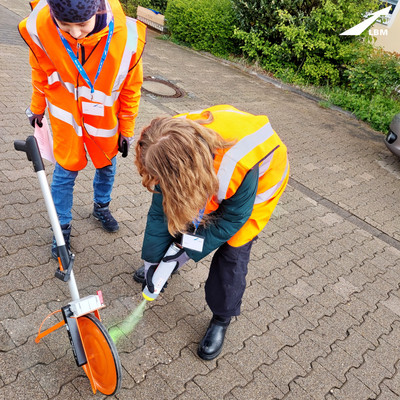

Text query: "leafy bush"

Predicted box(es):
[232, 0, 380, 86]
[319, 86, 400, 133]
[344, 46, 400, 98]
[165, 0, 239, 57]
[120, 0, 164, 17]
[120, 0, 146, 17]
[232, 0, 322, 39]
[148, 0, 168, 14]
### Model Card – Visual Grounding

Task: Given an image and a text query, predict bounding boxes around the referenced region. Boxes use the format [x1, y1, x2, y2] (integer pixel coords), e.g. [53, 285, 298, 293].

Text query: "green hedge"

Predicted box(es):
[164, 0, 239, 57]
[344, 46, 400, 99]
[148, 0, 168, 13]
[119, 0, 166, 17]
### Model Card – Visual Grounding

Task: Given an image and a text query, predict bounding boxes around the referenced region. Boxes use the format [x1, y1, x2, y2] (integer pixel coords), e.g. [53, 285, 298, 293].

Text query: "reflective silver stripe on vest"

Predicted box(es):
[47, 101, 82, 136]
[48, 101, 118, 138]
[217, 122, 275, 202]
[47, 71, 60, 86]
[113, 18, 139, 91]
[78, 86, 119, 107]
[47, 72, 75, 95]
[259, 151, 275, 178]
[215, 109, 248, 115]
[25, 0, 49, 53]
[186, 108, 249, 118]
[84, 122, 118, 138]
[254, 160, 289, 205]
[47, 73, 119, 106]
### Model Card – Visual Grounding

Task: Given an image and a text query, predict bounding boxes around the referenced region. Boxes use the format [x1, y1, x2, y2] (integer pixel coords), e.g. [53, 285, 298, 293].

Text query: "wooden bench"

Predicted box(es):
[136, 6, 167, 33]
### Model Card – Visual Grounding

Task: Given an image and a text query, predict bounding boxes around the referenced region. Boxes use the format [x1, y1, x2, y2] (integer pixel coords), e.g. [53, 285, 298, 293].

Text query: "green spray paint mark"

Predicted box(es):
[109, 299, 147, 344]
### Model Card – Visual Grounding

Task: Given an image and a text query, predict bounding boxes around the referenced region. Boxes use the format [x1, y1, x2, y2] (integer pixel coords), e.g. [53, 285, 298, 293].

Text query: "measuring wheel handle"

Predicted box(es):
[14, 136, 44, 171]
[55, 251, 75, 282]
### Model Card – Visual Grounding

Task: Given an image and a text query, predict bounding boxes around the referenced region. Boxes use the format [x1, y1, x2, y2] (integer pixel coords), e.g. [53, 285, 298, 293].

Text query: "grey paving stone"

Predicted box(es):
[153, 319, 200, 359]
[260, 351, 307, 395]
[351, 353, 393, 396]
[155, 347, 209, 395]
[273, 309, 316, 342]
[194, 358, 247, 399]
[174, 381, 211, 400]
[31, 353, 86, 398]
[0, 338, 55, 384]
[283, 332, 328, 373]
[0, 370, 48, 400]
[384, 367, 400, 397]
[296, 361, 342, 399]
[318, 343, 359, 384]
[231, 370, 284, 400]
[245, 298, 283, 331]
[116, 368, 177, 400]
[0, 323, 14, 352]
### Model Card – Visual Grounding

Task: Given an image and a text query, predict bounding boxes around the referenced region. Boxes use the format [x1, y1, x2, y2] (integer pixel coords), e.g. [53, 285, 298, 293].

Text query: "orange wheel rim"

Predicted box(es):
[77, 315, 119, 395]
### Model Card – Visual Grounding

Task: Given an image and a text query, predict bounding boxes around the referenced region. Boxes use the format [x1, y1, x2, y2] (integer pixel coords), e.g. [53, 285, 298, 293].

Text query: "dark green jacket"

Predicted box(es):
[141, 166, 259, 263]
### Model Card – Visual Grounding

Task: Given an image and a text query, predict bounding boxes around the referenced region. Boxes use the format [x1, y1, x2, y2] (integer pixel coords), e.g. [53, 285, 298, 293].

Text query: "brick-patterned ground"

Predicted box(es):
[1, 2, 400, 399]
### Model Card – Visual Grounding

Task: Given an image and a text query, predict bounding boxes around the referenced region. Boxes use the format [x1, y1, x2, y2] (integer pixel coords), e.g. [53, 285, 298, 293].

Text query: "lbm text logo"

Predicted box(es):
[340, 6, 393, 36]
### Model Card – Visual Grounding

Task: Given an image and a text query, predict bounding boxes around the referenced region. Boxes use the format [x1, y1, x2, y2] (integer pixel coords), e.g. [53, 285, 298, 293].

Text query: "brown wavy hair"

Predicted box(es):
[135, 112, 234, 235]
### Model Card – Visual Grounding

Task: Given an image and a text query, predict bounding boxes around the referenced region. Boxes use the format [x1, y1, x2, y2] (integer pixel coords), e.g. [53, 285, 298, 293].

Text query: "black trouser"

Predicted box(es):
[205, 238, 255, 319]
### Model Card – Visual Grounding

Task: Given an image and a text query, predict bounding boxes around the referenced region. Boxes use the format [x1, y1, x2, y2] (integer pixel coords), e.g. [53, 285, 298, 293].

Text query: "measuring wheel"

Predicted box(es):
[77, 314, 122, 395]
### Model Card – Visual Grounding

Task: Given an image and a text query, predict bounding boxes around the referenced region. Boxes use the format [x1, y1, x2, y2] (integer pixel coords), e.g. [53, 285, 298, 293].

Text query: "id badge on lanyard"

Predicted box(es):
[182, 233, 204, 252]
[181, 206, 205, 252]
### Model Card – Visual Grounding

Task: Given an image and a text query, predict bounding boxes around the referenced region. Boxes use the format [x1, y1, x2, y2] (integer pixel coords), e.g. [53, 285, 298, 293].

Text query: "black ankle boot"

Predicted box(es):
[93, 202, 119, 232]
[51, 223, 72, 259]
[197, 315, 231, 360]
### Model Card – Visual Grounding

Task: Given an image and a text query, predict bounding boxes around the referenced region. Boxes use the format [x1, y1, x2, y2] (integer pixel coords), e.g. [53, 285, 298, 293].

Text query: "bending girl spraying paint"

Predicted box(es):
[133, 105, 289, 360]
[19, 0, 146, 258]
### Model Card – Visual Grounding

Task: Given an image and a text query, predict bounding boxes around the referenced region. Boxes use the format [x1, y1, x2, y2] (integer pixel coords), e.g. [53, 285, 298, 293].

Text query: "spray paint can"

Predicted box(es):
[142, 242, 181, 301]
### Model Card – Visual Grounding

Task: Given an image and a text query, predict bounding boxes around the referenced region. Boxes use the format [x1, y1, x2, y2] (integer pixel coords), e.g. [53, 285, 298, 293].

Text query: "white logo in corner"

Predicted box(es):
[340, 6, 392, 35]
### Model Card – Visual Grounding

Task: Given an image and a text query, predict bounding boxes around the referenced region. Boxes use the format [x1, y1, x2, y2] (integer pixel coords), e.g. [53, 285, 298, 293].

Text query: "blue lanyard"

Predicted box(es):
[193, 206, 205, 232]
[57, 18, 115, 94]
[193, 155, 215, 231]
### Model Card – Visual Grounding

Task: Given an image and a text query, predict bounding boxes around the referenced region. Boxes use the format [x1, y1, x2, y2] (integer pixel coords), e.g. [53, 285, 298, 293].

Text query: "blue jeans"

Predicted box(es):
[51, 157, 117, 225]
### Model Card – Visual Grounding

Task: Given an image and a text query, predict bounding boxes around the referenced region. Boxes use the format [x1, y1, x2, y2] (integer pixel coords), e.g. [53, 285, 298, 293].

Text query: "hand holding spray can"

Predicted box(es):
[142, 243, 181, 301]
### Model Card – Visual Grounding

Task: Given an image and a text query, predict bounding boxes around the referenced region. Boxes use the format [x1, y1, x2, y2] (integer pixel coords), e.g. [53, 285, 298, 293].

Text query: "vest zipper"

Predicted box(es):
[76, 43, 86, 65]
[75, 43, 81, 100]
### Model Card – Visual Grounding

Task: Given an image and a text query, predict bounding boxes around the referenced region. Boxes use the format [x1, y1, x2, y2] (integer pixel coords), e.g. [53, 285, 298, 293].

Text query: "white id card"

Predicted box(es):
[182, 233, 204, 252]
[82, 102, 104, 116]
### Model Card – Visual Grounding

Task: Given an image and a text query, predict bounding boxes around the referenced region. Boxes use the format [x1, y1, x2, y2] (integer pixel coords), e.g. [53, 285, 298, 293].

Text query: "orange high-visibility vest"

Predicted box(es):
[19, 0, 146, 171]
[176, 105, 289, 247]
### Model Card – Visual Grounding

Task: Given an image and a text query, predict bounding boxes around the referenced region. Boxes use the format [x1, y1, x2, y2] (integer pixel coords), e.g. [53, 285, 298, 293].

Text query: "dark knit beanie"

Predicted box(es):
[47, 0, 101, 23]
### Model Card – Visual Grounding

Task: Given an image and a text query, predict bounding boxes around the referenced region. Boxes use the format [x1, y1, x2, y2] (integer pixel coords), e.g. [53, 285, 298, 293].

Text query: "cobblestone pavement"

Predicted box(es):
[2, 2, 400, 399]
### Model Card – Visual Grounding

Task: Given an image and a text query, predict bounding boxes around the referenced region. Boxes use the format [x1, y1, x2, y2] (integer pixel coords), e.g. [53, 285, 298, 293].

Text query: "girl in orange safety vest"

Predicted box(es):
[19, 0, 146, 258]
[133, 105, 289, 360]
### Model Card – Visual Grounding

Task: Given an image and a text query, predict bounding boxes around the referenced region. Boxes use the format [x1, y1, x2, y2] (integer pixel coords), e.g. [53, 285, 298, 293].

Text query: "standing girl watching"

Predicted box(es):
[19, 0, 146, 258]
